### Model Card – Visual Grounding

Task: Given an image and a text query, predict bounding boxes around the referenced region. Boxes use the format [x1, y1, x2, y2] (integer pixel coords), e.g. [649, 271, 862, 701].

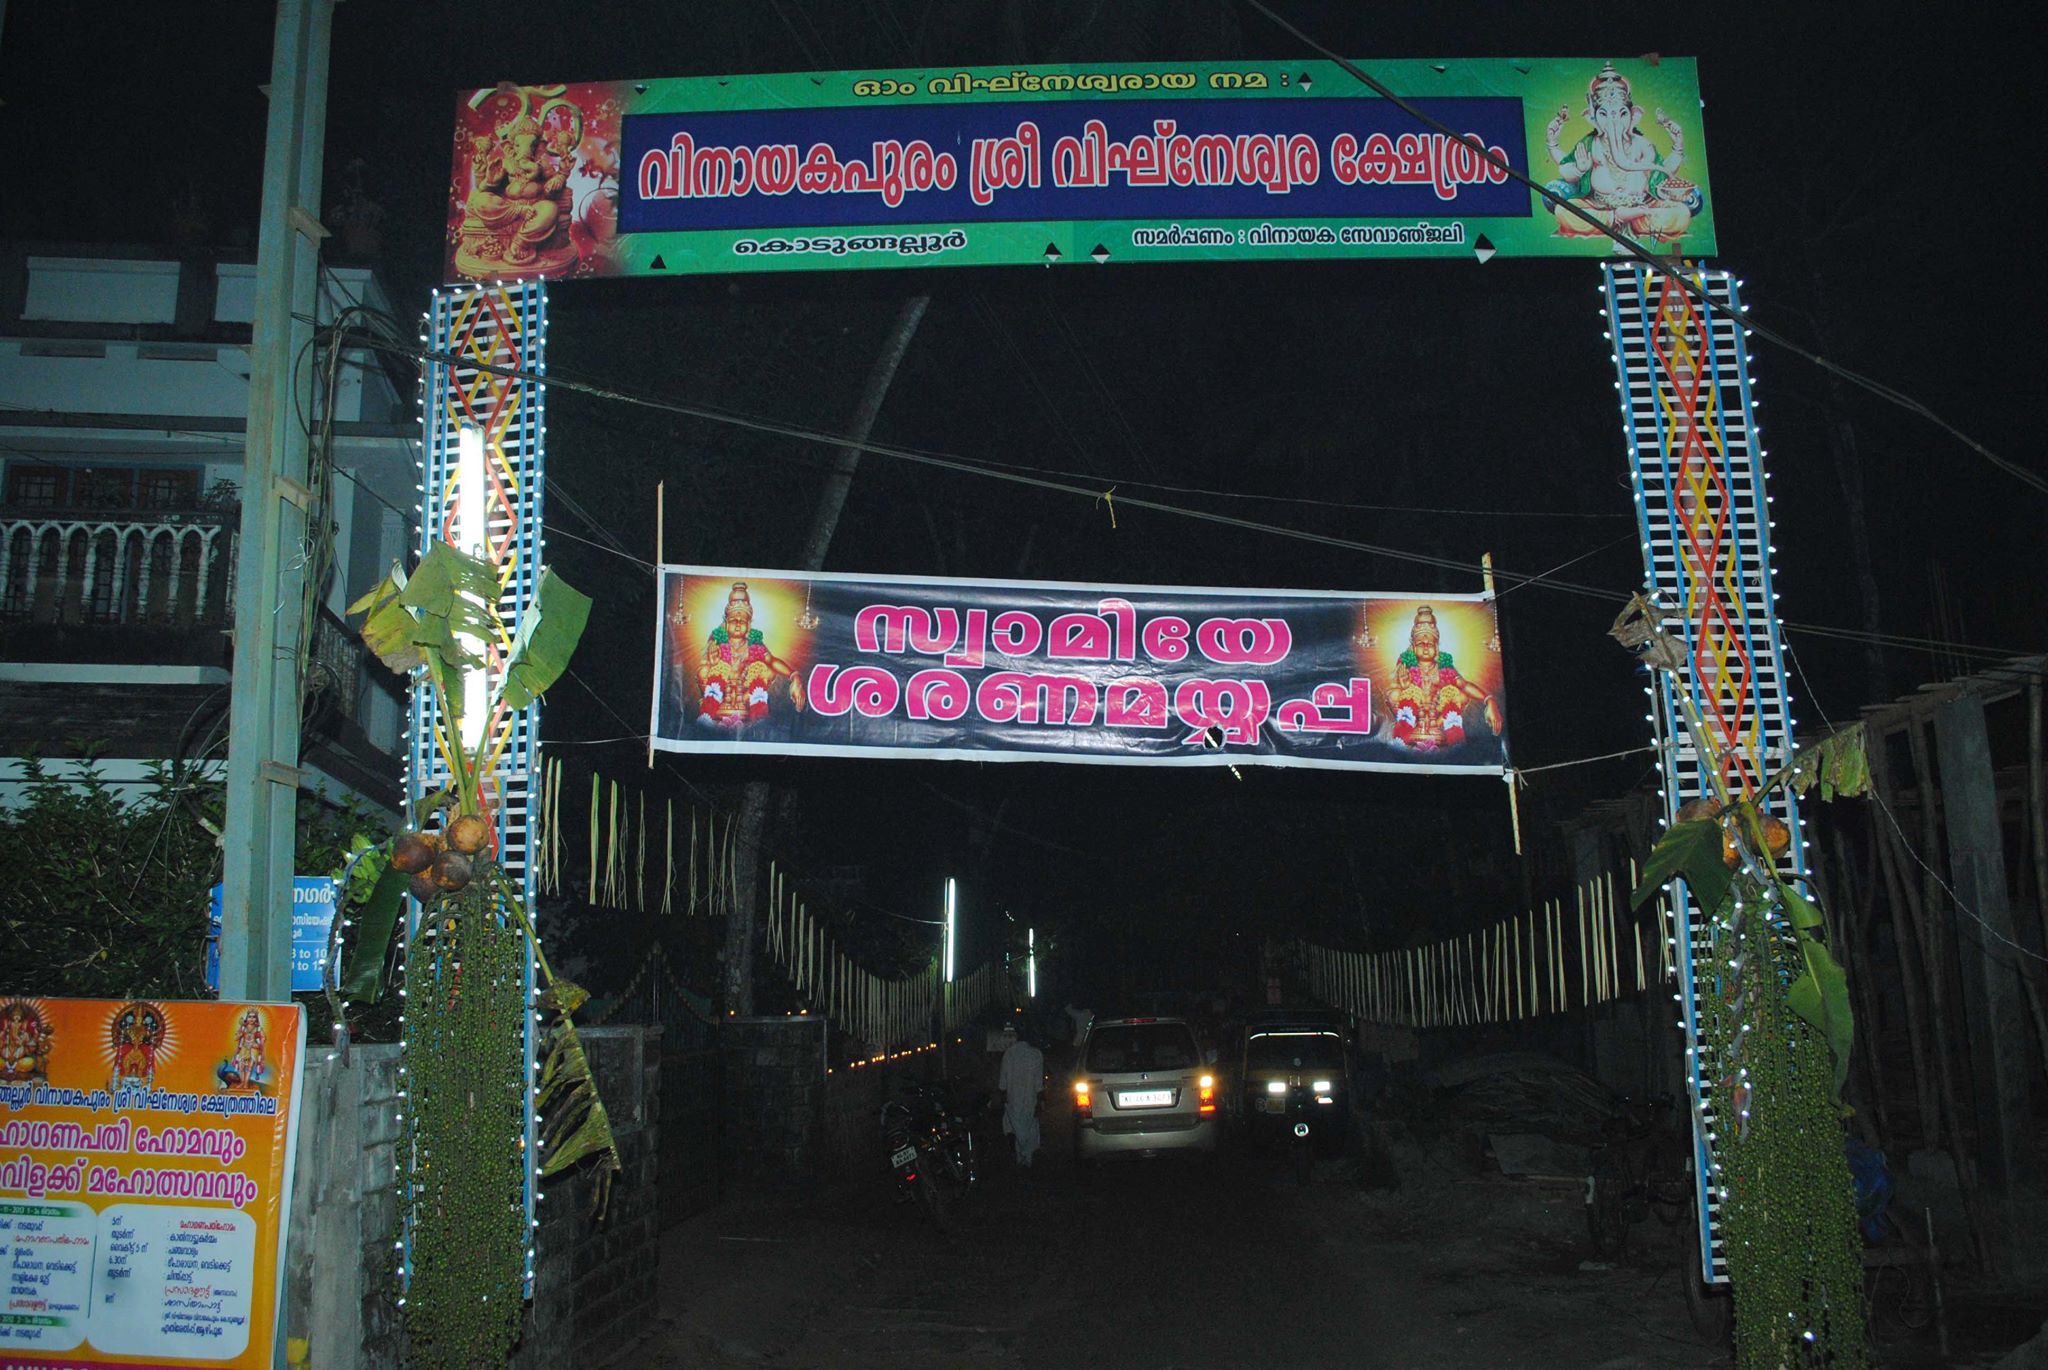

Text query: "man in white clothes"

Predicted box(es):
[1063, 1003, 1093, 1048]
[996, 1030, 1046, 1168]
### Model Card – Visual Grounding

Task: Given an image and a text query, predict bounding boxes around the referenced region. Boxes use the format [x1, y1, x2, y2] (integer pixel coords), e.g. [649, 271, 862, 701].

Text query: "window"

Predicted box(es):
[1085, 1023, 1200, 1074]
[75, 469, 134, 508]
[1245, 1032, 1345, 1072]
[137, 470, 200, 509]
[2, 463, 204, 510]
[4, 465, 65, 507]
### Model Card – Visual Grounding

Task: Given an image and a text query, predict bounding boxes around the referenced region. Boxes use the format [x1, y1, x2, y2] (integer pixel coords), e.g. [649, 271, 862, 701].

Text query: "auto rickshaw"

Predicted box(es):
[1235, 1009, 1352, 1183]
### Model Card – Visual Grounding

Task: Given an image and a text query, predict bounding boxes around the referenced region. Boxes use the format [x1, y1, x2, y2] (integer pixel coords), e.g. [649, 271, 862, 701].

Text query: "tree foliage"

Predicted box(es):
[0, 757, 384, 1002]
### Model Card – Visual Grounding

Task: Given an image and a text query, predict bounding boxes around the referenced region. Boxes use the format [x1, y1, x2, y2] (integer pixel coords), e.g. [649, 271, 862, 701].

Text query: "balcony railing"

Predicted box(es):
[0, 505, 401, 747]
[0, 505, 236, 631]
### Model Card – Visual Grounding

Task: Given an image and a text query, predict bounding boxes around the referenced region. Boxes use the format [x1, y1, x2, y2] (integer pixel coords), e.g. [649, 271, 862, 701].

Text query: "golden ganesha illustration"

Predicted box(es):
[0, 1000, 55, 1084]
[452, 83, 616, 279]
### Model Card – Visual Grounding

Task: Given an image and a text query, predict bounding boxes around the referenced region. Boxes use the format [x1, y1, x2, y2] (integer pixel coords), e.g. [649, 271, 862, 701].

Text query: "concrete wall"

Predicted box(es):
[718, 1017, 828, 1178]
[818, 1062, 894, 1183]
[282, 1027, 661, 1369]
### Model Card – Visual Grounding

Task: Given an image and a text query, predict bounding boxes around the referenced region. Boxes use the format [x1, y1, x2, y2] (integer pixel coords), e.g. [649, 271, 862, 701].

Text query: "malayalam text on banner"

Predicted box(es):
[0, 998, 305, 1369]
[445, 58, 1713, 280]
[651, 567, 1508, 774]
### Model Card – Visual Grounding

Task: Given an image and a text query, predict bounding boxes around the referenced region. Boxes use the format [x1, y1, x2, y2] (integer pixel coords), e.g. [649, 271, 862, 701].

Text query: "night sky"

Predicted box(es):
[5, 2, 2041, 998]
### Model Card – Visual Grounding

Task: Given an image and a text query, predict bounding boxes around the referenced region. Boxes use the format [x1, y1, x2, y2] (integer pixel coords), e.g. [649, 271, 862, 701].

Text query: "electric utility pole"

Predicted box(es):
[219, 0, 334, 1001]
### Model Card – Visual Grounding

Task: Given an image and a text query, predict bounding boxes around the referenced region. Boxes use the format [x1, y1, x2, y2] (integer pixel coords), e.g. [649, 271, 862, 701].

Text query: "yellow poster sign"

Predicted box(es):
[0, 998, 305, 1367]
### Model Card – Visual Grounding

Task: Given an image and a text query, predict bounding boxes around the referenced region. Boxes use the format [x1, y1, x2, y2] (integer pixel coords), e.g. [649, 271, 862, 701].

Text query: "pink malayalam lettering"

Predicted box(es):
[1173, 678, 1272, 745]
[1142, 615, 1191, 662]
[990, 611, 1044, 657]
[975, 672, 1097, 726]
[1195, 615, 1293, 665]
[1105, 678, 1169, 728]
[805, 664, 901, 717]
[905, 668, 971, 720]
[854, 603, 961, 655]
[1275, 677, 1375, 733]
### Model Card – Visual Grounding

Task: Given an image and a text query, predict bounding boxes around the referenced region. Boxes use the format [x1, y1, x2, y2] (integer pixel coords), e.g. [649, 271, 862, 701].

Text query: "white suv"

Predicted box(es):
[1071, 1017, 1219, 1166]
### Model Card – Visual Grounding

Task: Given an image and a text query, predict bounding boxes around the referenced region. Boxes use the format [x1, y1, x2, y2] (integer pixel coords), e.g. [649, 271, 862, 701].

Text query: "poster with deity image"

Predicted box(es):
[651, 566, 1508, 774]
[0, 998, 305, 1369]
[444, 58, 1712, 281]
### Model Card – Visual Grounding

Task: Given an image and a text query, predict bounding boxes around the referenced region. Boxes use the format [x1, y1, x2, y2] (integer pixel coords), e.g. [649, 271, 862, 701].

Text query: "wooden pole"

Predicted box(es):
[1606, 873, 1620, 999]
[1894, 721, 1992, 1268]
[1514, 916, 1524, 1019]
[1577, 884, 1589, 1011]
[1548, 901, 1559, 1013]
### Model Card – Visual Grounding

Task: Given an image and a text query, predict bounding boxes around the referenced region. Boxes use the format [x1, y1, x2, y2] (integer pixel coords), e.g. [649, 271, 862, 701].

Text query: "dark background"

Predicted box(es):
[5, 1, 2040, 1002]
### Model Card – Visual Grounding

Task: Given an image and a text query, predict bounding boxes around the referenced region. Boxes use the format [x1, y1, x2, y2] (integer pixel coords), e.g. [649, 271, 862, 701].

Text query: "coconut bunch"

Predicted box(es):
[391, 807, 494, 902]
[1674, 796, 1791, 868]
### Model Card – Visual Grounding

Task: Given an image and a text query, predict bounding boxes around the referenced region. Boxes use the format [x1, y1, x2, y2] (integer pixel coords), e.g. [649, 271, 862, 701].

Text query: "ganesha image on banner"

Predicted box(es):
[451, 82, 618, 280]
[1380, 605, 1502, 753]
[0, 999, 54, 1084]
[692, 581, 807, 729]
[1542, 62, 1703, 245]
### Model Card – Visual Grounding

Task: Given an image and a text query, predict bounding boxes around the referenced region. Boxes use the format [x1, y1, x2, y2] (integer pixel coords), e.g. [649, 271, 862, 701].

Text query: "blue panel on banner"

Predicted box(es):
[205, 877, 338, 993]
[621, 96, 1530, 233]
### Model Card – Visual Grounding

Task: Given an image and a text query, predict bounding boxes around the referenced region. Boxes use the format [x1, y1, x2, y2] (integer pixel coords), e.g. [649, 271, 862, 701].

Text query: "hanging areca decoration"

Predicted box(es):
[1618, 596, 1870, 1370]
[349, 542, 614, 1367]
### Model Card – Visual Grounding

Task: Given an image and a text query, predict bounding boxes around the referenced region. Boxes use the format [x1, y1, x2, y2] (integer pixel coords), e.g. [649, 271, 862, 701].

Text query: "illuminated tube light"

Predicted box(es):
[456, 424, 489, 751]
[1027, 926, 1036, 998]
[944, 878, 957, 984]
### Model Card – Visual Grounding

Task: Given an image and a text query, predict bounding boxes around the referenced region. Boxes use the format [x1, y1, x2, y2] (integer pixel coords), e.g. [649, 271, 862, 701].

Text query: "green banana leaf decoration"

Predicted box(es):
[535, 979, 622, 1215]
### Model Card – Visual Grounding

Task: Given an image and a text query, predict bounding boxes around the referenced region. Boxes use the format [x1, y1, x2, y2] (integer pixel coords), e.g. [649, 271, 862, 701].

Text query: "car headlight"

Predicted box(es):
[1266, 1080, 1287, 1095]
[1312, 1080, 1332, 1093]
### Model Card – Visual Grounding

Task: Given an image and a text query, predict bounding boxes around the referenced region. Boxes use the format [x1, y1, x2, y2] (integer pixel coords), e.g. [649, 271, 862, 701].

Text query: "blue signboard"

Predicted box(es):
[204, 877, 339, 994]
[619, 96, 1531, 234]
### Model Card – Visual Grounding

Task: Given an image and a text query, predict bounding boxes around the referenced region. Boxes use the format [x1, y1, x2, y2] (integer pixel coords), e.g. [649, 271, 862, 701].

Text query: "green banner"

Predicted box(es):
[446, 58, 1712, 280]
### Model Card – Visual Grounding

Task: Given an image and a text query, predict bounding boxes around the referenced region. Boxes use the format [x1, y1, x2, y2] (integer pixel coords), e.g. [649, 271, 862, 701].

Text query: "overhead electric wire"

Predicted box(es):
[324, 326, 2038, 667]
[336, 327, 1623, 594]
[1237, 0, 2048, 500]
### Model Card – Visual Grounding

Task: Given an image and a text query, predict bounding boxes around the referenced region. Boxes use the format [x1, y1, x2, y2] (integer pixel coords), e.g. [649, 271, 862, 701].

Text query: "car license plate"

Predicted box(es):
[891, 1144, 918, 1168]
[1117, 1089, 1173, 1108]
[1257, 1098, 1283, 1115]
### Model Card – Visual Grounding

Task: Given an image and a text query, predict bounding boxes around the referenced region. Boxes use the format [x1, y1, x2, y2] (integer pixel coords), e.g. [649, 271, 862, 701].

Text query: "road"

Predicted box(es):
[621, 1099, 1733, 1370]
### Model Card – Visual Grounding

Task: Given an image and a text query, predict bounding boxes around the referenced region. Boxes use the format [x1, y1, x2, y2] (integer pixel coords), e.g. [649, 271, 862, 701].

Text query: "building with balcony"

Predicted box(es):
[0, 246, 416, 815]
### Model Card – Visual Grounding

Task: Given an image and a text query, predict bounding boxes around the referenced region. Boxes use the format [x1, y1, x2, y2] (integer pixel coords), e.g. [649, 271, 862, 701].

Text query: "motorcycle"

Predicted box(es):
[881, 1079, 981, 1229]
[1282, 1080, 1321, 1185]
[1584, 1093, 1690, 1260]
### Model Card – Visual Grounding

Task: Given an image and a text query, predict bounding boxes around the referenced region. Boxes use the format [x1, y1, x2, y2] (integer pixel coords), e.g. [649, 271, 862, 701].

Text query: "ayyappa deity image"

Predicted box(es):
[697, 582, 806, 728]
[452, 83, 594, 279]
[216, 1008, 271, 1093]
[1543, 62, 1703, 244]
[1384, 606, 1502, 752]
[0, 999, 55, 1084]
[108, 1001, 168, 1092]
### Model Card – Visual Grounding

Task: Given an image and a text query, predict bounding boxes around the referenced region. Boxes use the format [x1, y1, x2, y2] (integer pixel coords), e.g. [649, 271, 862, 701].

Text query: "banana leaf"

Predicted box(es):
[396, 541, 503, 619]
[1631, 817, 1730, 913]
[347, 563, 427, 677]
[339, 861, 408, 1002]
[535, 982, 621, 1215]
[1787, 935, 1855, 1104]
[498, 570, 593, 712]
[1786, 723, 1872, 802]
